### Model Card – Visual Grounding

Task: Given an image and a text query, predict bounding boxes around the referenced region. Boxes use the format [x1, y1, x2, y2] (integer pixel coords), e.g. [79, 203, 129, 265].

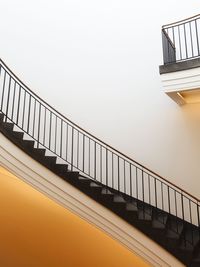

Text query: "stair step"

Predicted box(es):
[126, 202, 138, 211]
[138, 205, 152, 221]
[90, 182, 102, 188]
[113, 195, 126, 203]
[1, 121, 14, 131]
[101, 188, 114, 195]
[167, 217, 184, 239]
[152, 212, 168, 229]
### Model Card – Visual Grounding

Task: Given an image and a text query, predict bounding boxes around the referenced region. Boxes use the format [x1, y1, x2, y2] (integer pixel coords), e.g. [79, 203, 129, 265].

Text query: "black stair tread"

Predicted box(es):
[126, 201, 138, 211]
[113, 195, 126, 203]
[101, 188, 114, 195]
[167, 217, 184, 239]
[152, 211, 168, 229]
[90, 182, 102, 188]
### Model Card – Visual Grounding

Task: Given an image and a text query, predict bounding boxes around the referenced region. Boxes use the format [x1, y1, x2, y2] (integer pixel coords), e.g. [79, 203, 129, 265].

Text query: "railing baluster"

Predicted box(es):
[94, 141, 96, 180]
[37, 102, 41, 148]
[54, 115, 57, 153]
[43, 107, 46, 146]
[16, 85, 22, 125]
[66, 123, 69, 162]
[49, 111, 52, 149]
[27, 93, 31, 134]
[6, 75, 11, 118]
[77, 130, 79, 168]
[82, 133, 85, 172]
[1, 70, 7, 112]
[195, 19, 200, 56]
[60, 119, 63, 158]
[117, 156, 120, 191]
[32, 98, 36, 138]
[130, 163, 132, 197]
[22, 90, 26, 129]
[106, 148, 108, 186]
[124, 160, 126, 194]
[71, 127, 74, 171]
[11, 81, 16, 121]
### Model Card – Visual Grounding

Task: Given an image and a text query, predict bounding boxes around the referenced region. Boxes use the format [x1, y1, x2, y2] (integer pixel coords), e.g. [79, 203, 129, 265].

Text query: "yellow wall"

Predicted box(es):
[0, 167, 150, 267]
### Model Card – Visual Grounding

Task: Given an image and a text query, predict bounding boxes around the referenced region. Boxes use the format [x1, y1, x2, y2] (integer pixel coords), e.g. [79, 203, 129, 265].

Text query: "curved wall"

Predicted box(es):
[1, 0, 200, 197]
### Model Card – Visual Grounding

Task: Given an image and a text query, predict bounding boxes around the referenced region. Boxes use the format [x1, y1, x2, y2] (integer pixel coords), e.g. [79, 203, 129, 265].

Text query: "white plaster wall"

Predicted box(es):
[0, 0, 200, 198]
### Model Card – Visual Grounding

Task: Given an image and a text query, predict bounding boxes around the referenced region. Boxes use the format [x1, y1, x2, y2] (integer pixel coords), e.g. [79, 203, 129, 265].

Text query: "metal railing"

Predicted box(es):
[0, 59, 199, 235]
[162, 14, 200, 64]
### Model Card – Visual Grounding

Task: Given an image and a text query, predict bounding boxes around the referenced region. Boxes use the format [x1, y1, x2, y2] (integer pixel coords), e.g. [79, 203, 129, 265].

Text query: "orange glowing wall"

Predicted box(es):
[0, 167, 150, 267]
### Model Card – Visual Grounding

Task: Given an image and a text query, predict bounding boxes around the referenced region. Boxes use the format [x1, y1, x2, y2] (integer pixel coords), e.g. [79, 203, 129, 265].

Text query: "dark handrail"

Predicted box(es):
[163, 13, 200, 29]
[1, 57, 198, 202]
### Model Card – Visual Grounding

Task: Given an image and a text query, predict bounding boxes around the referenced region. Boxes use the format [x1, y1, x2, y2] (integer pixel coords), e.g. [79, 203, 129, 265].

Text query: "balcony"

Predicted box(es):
[159, 14, 200, 105]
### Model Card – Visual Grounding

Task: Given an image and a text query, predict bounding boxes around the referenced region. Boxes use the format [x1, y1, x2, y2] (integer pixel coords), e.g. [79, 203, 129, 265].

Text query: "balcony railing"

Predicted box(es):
[162, 14, 200, 64]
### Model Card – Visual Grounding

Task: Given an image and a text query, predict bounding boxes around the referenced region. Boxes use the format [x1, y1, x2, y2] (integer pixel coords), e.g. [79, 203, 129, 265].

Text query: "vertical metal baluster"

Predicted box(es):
[167, 186, 170, 214]
[148, 175, 151, 205]
[161, 182, 164, 211]
[88, 138, 90, 176]
[181, 193, 185, 221]
[174, 190, 177, 217]
[183, 23, 188, 59]
[1, 71, 7, 112]
[6, 75, 12, 118]
[54, 115, 57, 153]
[130, 163, 132, 197]
[178, 26, 182, 60]
[141, 170, 145, 217]
[100, 146, 102, 183]
[43, 107, 46, 146]
[124, 160, 126, 194]
[37, 102, 41, 148]
[66, 123, 69, 162]
[136, 168, 138, 199]
[27, 94, 31, 134]
[195, 19, 200, 56]
[172, 26, 176, 61]
[82, 134, 85, 172]
[22, 90, 26, 129]
[105, 148, 108, 185]
[49, 111, 52, 149]
[155, 179, 157, 208]
[11, 81, 16, 121]
[189, 21, 194, 57]
[32, 98, 36, 138]
[94, 141, 96, 180]
[71, 127, 74, 171]
[112, 153, 114, 188]
[117, 156, 120, 191]
[77, 131, 79, 168]
[16, 85, 22, 126]
[60, 119, 63, 158]
[189, 200, 192, 225]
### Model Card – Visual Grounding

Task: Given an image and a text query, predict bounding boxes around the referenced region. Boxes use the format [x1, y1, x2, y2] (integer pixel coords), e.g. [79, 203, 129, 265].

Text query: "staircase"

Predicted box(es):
[0, 59, 200, 266]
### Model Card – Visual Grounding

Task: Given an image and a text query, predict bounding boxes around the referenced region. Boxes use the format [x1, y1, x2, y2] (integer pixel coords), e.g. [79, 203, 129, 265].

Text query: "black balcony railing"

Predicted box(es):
[0, 58, 199, 238]
[162, 14, 200, 64]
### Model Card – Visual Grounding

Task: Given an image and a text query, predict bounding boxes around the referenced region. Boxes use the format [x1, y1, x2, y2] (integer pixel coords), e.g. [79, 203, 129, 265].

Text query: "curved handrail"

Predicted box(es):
[1, 57, 198, 203]
[162, 13, 200, 29]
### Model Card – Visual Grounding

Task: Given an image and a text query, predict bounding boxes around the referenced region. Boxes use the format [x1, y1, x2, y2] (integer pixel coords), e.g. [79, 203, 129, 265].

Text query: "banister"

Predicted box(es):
[162, 13, 200, 29]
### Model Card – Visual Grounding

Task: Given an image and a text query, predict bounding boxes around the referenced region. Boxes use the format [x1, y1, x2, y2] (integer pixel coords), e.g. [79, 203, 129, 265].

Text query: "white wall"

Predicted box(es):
[0, 0, 200, 198]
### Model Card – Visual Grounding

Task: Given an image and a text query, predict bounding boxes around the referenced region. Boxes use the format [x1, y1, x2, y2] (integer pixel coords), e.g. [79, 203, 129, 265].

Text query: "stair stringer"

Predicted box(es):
[0, 132, 184, 267]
